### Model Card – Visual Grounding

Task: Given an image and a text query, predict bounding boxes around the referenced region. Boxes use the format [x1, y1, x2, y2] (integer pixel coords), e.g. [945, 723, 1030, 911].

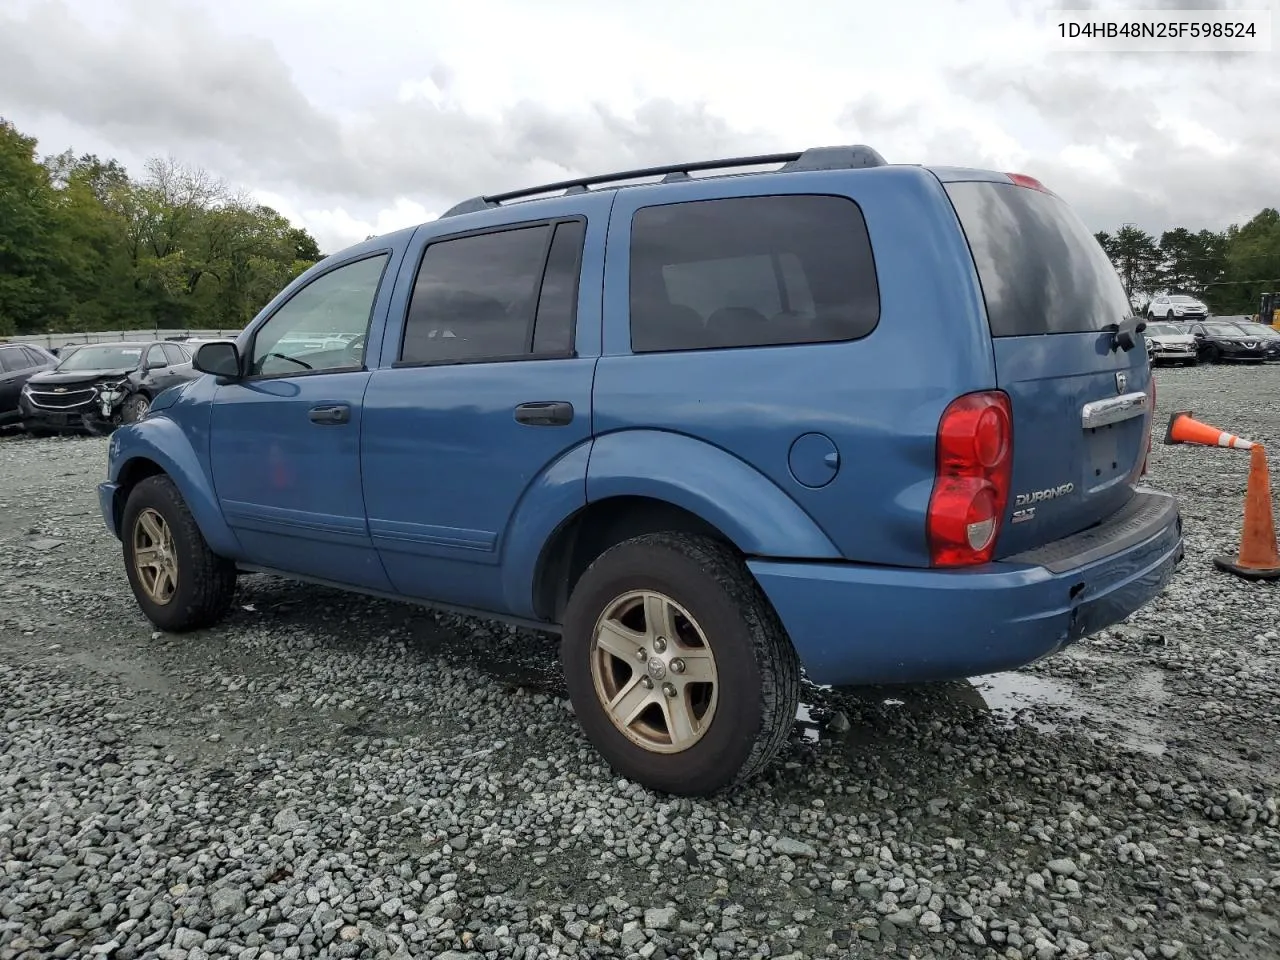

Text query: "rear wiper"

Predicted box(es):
[1103, 315, 1147, 353]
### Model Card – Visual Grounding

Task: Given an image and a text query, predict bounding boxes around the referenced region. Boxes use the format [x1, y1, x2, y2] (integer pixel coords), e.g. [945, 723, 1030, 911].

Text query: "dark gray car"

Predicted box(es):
[0, 343, 58, 428]
[19, 340, 201, 434]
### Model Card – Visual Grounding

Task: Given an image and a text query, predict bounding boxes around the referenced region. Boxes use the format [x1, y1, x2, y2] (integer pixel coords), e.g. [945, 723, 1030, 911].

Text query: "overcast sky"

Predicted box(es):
[1, 0, 1276, 254]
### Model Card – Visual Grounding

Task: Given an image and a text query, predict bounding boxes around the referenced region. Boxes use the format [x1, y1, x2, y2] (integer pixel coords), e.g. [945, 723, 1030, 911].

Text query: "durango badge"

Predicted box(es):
[1014, 483, 1075, 507]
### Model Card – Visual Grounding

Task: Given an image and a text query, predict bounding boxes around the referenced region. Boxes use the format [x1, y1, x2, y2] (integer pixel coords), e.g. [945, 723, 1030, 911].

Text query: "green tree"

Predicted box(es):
[0, 119, 70, 335]
[1106, 225, 1162, 306]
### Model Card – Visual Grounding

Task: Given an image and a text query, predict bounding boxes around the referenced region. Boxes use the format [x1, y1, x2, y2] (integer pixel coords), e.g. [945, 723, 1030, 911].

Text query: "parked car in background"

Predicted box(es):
[0, 343, 58, 428]
[20, 340, 201, 434]
[1241, 322, 1280, 360]
[1142, 321, 1199, 366]
[98, 147, 1183, 796]
[1188, 320, 1269, 364]
[1148, 294, 1209, 321]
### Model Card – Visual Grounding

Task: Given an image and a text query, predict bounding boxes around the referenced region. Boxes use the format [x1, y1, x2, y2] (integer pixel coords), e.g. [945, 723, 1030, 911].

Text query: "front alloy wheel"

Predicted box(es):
[124, 394, 150, 423]
[132, 507, 178, 604]
[121, 474, 238, 631]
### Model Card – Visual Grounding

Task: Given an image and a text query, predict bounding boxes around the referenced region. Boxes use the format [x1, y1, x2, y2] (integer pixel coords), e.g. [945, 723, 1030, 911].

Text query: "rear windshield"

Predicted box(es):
[944, 180, 1132, 337]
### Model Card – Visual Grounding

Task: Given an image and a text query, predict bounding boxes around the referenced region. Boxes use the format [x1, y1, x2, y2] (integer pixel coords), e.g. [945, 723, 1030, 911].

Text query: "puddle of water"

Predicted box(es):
[806, 669, 1170, 759]
[972, 671, 1168, 757]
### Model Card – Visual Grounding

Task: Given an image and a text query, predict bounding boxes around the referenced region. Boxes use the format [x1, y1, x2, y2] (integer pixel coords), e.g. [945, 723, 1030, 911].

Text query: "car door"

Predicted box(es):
[361, 196, 606, 613]
[208, 250, 399, 589]
[161, 343, 198, 384]
[139, 343, 177, 392]
[0, 347, 29, 417]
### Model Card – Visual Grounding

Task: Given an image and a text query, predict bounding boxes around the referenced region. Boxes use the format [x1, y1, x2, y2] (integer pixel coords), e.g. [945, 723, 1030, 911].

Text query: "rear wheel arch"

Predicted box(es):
[533, 496, 739, 624]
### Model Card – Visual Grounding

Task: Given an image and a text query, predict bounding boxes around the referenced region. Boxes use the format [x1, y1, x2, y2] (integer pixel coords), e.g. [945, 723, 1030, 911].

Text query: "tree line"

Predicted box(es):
[1, 117, 323, 338]
[1095, 211, 1280, 316]
[4, 114, 1279, 336]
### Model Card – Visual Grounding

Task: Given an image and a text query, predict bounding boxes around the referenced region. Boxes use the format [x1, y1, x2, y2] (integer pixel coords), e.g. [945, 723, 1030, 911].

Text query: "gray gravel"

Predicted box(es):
[2, 364, 1280, 960]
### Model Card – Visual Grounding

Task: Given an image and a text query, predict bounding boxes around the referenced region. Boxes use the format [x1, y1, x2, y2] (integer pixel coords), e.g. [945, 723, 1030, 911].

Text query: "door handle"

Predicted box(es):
[308, 403, 351, 425]
[514, 401, 574, 426]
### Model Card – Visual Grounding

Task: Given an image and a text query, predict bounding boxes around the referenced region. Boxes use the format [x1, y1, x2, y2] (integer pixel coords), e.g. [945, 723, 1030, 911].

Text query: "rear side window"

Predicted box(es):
[21, 347, 48, 366]
[400, 218, 585, 366]
[944, 181, 1132, 337]
[629, 195, 880, 353]
[0, 348, 23, 372]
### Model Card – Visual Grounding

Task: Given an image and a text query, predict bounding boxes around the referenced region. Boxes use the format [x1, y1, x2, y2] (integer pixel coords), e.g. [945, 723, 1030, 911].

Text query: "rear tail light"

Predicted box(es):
[927, 391, 1014, 567]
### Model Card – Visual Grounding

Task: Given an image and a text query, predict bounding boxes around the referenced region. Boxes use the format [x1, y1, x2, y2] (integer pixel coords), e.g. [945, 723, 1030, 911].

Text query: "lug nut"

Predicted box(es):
[670, 658, 685, 674]
[663, 683, 677, 698]
[653, 637, 667, 654]
[636, 647, 648, 661]
[642, 677, 654, 689]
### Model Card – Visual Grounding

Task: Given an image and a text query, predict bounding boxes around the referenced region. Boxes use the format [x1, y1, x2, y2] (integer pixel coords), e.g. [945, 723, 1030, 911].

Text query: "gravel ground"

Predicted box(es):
[2, 364, 1279, 960]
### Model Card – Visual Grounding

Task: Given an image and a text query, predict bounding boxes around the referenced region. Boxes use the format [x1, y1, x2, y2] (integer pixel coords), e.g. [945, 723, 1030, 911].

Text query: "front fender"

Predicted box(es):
[586, 430, 842, 559]
[104, 417, 242, 558]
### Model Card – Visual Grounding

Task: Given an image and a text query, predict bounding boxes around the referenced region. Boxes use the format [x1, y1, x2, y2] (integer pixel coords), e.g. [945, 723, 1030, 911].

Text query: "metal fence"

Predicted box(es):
[3, 329, 243, 349]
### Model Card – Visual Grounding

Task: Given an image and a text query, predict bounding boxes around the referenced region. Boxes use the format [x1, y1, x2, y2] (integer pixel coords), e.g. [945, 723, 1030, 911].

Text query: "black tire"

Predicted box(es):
[122, 393, 151, 423]
[121, 474, 237, 632]
[1204, 346, 1221, 364]
[560, 532, 801, 796]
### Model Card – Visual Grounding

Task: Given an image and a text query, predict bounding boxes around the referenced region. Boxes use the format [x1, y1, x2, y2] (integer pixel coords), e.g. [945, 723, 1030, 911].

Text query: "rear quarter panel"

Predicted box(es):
[593, 166, 995, 567]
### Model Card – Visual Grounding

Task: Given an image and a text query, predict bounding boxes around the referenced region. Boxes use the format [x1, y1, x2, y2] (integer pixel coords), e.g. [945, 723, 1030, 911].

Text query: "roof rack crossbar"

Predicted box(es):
[438, 144, 886, 218]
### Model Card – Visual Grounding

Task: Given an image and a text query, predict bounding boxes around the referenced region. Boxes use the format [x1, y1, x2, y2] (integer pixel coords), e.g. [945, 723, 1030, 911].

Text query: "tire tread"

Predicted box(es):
[573, 531, 802, 792]
[124, 475, 237, 632]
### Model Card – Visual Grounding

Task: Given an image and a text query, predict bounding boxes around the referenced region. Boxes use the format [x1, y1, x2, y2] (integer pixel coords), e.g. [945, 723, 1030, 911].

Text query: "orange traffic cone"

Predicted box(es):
[1213, 444, 1280, 581]
[1164, 410, 1254, 449]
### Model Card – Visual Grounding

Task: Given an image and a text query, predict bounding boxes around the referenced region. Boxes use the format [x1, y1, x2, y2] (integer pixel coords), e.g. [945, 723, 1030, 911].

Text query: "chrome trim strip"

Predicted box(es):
[1082, 391, 1148, 429]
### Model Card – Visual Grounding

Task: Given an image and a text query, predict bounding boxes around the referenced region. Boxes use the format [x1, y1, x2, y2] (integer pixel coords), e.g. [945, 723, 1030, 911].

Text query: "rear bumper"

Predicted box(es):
[749, 488, 1182, 687]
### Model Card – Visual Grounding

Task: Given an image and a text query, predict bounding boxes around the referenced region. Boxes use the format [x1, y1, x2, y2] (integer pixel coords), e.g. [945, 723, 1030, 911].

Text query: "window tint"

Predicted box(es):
[0, 348, 23, 373]
[533, 220, 585, 354]
[402, 224, 553, 365]
[162, 343, 187, 365]
[628, 195, 879, 353]
[251, 254, 388, 376]
[944, 181, 1132, 337]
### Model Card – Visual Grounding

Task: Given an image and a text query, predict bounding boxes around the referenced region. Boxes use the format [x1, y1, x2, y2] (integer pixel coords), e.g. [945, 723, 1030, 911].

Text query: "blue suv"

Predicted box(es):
[98, 146, 1183, 796]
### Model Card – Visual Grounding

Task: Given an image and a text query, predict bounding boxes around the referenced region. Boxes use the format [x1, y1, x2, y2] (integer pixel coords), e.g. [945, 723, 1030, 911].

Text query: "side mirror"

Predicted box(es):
[194, 341, 242, 379]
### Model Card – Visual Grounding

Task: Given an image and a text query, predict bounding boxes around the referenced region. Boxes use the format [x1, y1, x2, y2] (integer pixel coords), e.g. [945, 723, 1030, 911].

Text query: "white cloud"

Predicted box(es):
[1, 0, 1276, 254]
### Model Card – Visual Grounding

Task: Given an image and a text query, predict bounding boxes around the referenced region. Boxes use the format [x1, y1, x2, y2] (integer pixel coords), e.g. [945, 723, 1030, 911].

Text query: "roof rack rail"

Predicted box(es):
[439, 144, 887, 218]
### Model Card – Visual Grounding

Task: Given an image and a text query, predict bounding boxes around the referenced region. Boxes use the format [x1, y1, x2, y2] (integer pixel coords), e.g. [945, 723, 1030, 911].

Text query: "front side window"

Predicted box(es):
[401, 220, 585, 366]
[251, 254, 389, 376]
[0, 348, 24, 373]
[162, 343, 188, 365]
[628, 195, 880, 353]
[146, 344, 168, 368]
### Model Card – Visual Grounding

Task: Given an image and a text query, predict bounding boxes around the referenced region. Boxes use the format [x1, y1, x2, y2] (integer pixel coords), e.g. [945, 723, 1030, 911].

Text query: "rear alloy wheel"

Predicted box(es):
[561, 532, 801, 796]
[122, 475, 237, 632]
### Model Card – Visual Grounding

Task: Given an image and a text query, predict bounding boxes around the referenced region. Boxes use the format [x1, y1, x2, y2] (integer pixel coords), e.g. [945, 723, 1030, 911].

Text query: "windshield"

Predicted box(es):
[1202, 322, 1246, 337]
[1145, 323, 1183, 336]
[1170, 296, 1202, 304]
[55, 345, 144, 371]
